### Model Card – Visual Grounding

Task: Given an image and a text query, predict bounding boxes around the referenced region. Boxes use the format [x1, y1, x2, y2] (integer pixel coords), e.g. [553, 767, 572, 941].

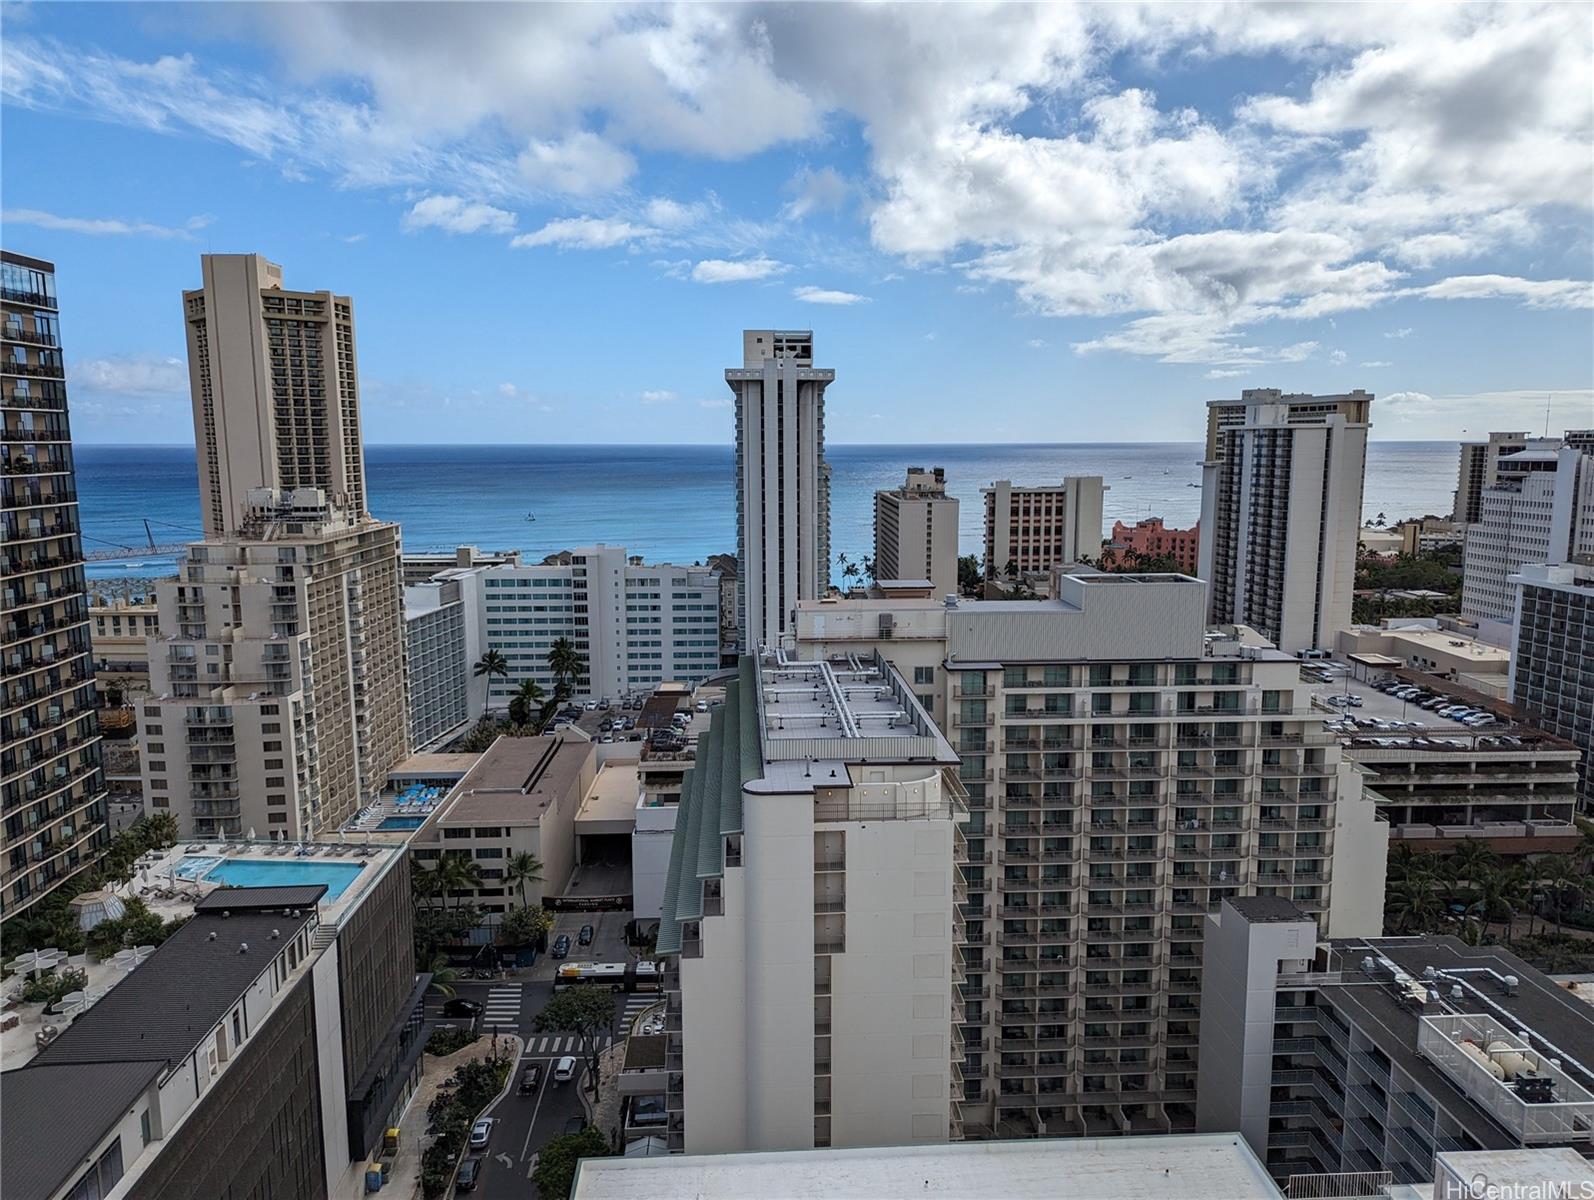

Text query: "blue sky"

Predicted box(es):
[3, 1, 1591, 445]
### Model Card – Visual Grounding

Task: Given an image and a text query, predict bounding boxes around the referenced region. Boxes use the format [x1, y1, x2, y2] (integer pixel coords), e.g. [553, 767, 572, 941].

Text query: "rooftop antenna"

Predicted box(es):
[1543, 392, 1552, 438]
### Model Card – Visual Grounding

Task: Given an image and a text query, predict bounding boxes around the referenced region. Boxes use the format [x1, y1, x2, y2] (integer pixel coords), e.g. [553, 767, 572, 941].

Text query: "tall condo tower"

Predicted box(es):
[1, 251, 110, 923]
[139, 255, 408, 840]
[184, 253, 366, 538]
[875, 467, 960, 597]
[726, 330, 834, 652]
[1199, 389, 1372, 655]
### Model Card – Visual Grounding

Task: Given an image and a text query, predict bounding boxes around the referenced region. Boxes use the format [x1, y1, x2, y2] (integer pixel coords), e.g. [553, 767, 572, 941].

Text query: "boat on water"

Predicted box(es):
[525, 513, 536, 522]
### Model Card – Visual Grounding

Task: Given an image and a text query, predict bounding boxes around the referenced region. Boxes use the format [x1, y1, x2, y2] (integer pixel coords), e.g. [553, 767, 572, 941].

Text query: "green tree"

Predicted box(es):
[498, 904, 552, 947]
[473, 650, 510, 711]
[1538, 855, 1588, 933]
[530, 1127, 611, 1199]
[425, 952, 462, 998]
[533, 988, 617, 1096]
[436, 852, 483, 917]
[1446, 841, 1498, 890]
[547, 637, 583, 698]
[504, 852, 544, 908]
[1385, 876, 1441, 934]
[507, 678, 547, 728]
[957, 554, 981, 594]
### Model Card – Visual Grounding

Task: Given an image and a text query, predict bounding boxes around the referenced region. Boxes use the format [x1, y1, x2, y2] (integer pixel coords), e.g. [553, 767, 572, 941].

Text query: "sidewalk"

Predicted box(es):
[382, 1032, 524, 1199]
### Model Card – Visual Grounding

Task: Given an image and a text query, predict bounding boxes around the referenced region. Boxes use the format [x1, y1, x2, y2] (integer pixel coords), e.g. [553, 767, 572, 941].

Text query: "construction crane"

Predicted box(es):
[80, 518, 195, 563]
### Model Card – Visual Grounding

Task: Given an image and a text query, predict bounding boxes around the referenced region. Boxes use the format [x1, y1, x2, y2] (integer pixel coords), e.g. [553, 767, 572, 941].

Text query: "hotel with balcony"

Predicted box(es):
[2, 250, 110, 923]
[795, 571, 1387, 1142]
[655, 653, 966, 1154]
[1197, 897, 1594, 1191]
[137, 255, 408, 841]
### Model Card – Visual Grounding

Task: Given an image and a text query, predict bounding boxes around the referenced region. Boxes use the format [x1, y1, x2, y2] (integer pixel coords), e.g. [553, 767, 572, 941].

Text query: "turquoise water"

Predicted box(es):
[74, 441, 1462, 583]
[180, 857, 365, 901]
[377, 816, 426, 831]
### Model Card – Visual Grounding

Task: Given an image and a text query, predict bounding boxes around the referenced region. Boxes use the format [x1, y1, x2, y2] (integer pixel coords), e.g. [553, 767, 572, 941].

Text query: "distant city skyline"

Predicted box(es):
[3, 3, 1591, 446]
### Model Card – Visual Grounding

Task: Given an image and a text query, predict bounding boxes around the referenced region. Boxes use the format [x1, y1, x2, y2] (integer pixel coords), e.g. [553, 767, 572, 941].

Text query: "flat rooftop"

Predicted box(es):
[419, 735, 594, 827]
[572, 1134, 1283, 1198]
[391, 752, 481, 779]
[577, 763, 641, 826]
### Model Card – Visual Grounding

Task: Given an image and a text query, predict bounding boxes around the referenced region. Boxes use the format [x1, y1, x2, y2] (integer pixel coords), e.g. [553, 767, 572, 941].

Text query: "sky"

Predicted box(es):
[3, 1, 1592, 446]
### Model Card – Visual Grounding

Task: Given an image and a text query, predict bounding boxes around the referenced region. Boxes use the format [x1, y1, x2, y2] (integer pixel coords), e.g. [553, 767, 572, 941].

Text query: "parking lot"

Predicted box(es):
[1303, 667, 1497, 733]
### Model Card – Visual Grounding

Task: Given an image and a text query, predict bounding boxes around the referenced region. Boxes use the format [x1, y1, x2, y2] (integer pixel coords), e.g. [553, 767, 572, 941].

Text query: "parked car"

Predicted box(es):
[583, 700, 597, 711]
[554, 1056, 578, 1084]
[456, 1156, 482, 1192]
[441, 997, 484, 1019]
[552, 934, 572, 959]
[469, 1117, 494, 1149]
[695, 699, 708, 712]
[578, 924, 595, 946]
[519, 1063, 542, 1094]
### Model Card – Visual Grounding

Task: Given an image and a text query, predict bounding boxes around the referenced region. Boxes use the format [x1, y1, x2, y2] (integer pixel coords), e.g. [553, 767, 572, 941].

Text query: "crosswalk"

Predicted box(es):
[619, 994, 663, 1035]
[481, 984, 522, 1027]
[525, 1033, 616, 1055]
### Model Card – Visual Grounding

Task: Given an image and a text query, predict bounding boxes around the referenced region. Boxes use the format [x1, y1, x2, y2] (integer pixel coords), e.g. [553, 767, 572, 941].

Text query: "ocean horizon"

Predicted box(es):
[73, 440, 1462, 583]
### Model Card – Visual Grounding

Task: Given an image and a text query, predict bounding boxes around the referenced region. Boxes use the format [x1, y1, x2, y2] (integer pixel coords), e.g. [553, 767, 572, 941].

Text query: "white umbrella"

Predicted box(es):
[109, 949, 139, 971]
[132, 945, 155, 963]
[7, 949, 57, 976]
[57, 990, 88, 1018]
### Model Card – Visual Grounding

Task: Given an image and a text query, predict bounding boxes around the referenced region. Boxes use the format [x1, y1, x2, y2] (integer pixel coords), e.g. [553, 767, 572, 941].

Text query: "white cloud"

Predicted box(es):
[1204, 367, 1249, 379]
[1385, 327, 1413, 339]
[518, 131, 636, 195]
[1329, 349, 1347, 365]
[1361, 360, 1392, 368]
[1, 208, 209, 239]
[644, 197, 710, 230]
[402, 194, 515, 235]
[497, 382, 520, 397]
[792, 285, 868, 305]
[781, 165, 849, 220]
[1026, 339, 1047, 349]
[1375, 388, 1594, 438]
[690, 256, 785, 284]
[511, 217, 656, 250]
[72, 354, 187, 395]
[1418, 275, 1594, 309]
[640, 389, 677, 404]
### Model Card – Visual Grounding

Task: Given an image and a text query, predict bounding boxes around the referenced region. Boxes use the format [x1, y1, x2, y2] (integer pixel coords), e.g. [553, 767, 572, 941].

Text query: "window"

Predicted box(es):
[913, 666, 934, 685]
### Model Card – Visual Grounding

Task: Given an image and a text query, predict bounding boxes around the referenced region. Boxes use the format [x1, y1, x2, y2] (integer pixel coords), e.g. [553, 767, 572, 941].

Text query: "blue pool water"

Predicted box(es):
[377, 816, 426, 831]
[175, 856, 366, 901]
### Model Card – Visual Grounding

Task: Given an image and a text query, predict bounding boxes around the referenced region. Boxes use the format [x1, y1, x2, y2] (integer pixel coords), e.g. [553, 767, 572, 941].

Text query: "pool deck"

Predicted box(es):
[2, 837, 406, 1071]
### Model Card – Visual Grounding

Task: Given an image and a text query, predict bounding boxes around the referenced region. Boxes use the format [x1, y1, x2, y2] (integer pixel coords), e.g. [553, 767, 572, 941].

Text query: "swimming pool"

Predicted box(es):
[173, 856, 366, 901]
[377, 815, 425, 831]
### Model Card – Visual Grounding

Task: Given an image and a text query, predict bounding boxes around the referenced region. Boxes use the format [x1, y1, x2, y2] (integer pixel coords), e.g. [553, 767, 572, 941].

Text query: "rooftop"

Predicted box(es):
[577, 763, 642, 827]
[571, 1133, 1283, 1198]
[1229, 895, 1316, 923]
[418, 735, 594, 828]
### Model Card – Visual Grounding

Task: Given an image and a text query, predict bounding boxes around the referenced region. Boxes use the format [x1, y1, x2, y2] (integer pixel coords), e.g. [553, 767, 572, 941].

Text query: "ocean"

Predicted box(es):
[73, 442, 1460, 583]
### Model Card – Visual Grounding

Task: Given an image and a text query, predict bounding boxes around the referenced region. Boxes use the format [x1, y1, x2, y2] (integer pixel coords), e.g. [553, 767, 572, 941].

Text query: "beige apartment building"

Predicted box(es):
[981, 477, 1104, 580]
[2, 250, 111, 921]
[1200, 389, 1372, 655]
[795, 573, 1386, 1141]
[411, 735, 595, 924]
[656, 654, 965, 1154]
[139, 255, 409, 840]
[184, 253, 366, 538]
[89, 596, 158, 697]
[875, 466, 960, 597]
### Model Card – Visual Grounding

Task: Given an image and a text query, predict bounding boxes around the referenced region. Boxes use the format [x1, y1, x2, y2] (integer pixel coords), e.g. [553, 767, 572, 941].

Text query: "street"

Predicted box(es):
[425, 911, 654, 1198]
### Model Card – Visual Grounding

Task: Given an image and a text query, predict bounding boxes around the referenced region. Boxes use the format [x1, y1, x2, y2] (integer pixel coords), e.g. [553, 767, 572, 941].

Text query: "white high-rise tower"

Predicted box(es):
[726, 330, 833, 652]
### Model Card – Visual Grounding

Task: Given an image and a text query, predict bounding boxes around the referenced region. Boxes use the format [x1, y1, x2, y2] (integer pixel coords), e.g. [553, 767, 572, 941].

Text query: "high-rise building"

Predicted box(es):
[1461, 439, 1594, 623]
[2, 250, 111, 923]
[656, 654, 966, 1154]
[727, 330, 833, 652]
[439, 544, 722, 705]
[874, 466, 960, 597]
[1197, 898, 1594, 1189]
[1509, 561, 1594, 813]
[404, 577, 472, 750]
[183, 253, 366, 538]
[981, 477, 1104, 580]
[1454, 431, 1529, 525]
[1199, 389, 1372, 655]
[1, 842, 422, 1200]
[139, 255, 409, 840]
[795, 576, 1387, 1141]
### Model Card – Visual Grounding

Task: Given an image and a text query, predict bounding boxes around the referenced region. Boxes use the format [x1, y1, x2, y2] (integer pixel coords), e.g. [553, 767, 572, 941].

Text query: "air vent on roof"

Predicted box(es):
[239, 943, 249, 954]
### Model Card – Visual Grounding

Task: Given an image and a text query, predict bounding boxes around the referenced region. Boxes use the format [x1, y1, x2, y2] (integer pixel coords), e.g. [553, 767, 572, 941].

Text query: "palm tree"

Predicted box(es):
[437, 851, 482, 915]
[547, 638, 583, 699]
[508, 678, 546, 728]
[1447, 840, 1498, 890]
[1386, 877, 1441, 934]
[505, 852, 544, 908]
[473, 649, 510, 711]
[426, 952, 462, 997]
[142, 811, 181, 850]
[1469, 865, 1524, 940]
[1537, 855, 1586, 933]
